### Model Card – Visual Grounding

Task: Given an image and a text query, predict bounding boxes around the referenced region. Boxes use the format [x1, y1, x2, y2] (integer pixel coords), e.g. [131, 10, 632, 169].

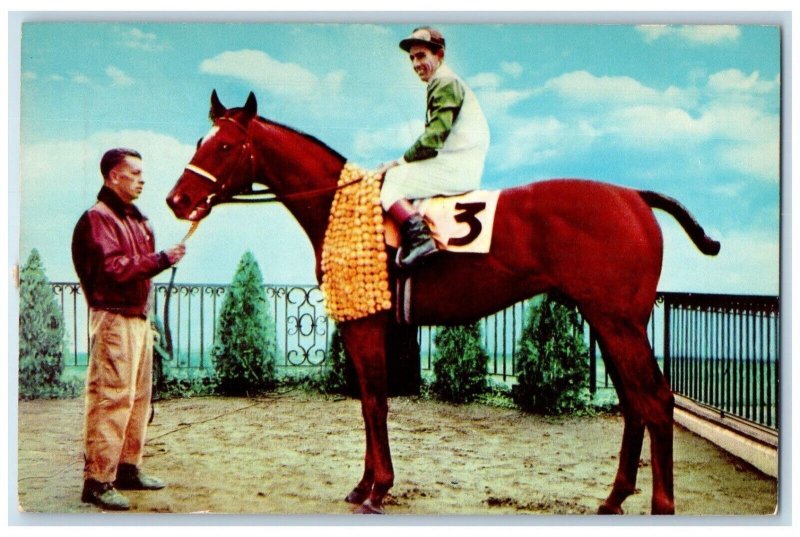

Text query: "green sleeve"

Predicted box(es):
[403, 76, 465, 162]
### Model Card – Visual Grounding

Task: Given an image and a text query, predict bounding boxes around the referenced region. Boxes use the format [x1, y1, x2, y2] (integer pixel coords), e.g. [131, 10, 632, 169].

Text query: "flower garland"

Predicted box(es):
[320, 163, 392, 322]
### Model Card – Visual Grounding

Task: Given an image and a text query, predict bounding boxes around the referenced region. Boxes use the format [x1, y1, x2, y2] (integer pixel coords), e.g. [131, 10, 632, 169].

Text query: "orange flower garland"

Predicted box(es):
[321, 163, 392, 322]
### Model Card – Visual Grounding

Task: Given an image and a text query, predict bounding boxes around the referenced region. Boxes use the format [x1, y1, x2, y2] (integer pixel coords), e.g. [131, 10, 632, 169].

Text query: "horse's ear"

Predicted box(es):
[210, 90, 226, 120]
[242, 91, 258, 119]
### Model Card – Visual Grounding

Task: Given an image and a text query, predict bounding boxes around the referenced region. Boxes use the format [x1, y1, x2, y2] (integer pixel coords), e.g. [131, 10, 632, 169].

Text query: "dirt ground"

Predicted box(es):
[16, 390, 778, 518]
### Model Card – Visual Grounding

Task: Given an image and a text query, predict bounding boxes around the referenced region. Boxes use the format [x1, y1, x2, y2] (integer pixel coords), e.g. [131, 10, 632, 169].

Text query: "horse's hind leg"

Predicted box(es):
[591, 318, 675, 515]
[340, 314, 394, 514]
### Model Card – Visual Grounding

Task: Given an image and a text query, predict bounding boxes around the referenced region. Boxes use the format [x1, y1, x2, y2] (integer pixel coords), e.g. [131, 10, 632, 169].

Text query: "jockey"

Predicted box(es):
[380, 27, 491, 269]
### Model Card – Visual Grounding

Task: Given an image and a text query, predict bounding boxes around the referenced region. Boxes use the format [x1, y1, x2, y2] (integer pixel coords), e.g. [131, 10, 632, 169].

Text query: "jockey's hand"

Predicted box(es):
[377, 160, 400, 175]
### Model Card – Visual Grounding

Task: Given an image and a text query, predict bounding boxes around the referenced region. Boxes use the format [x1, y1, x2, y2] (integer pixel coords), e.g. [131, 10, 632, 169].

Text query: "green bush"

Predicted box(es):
[430, 322, 488, 403]
[512, 296, 590, 414]
[18, 249, 68, 399]
[211, 251, 278, 396]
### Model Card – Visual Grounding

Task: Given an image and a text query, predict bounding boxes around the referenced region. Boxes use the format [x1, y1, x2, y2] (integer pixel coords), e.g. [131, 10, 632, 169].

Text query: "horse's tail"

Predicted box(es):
[639, 190, 721, 256]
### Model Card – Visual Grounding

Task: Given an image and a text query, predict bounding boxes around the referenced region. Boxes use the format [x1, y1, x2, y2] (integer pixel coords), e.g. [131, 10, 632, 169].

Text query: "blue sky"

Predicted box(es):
[15, 20, 782, 294]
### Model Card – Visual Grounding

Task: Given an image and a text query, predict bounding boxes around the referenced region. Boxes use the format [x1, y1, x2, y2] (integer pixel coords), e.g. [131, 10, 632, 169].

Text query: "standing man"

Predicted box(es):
[380, 26, 491, 269]
[72, 148, 186, 510]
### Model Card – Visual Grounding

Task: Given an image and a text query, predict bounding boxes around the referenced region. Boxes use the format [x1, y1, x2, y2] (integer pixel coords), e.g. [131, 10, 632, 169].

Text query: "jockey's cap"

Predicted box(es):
[399, 27, 446, 52]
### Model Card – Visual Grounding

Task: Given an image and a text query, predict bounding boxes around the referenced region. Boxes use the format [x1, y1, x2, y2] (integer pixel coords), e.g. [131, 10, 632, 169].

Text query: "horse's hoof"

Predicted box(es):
[651, 501, 675, 515]
[597, 502, 624, 515]
[354, 499, 384, 514]
[345, 488, 369, 505]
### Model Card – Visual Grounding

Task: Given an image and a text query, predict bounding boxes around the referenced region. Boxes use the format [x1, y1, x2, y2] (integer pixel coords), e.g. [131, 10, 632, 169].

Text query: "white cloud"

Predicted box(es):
[636, 25, 672, 43]
[199, 49, 339, 99]
[492, 116, 571, 171]
[717, 139, 780, 183]
[678, 25, 742, 45]
[707, 69, 779, 95]
[71, 73, 91, 85]
[474, 87, 534, 119]
[324, 70, 346, 89]
[607, 105, 711, 148]
[468, 72, 502, 89]
[545, 70, 691, 107]
[603, 100, 779, 182]
[657, 218, 778, 295]
[106, 65, 134, 86]
[117, 27, 166, 52]
[352, 119, 424, 162]
[636, 25, 741, 45]
[22, 71, 37, 80]
[501, 61, 523, 78]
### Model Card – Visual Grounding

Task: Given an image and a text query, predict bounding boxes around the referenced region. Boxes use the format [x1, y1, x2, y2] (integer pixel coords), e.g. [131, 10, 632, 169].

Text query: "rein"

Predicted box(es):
[222, 176, 366, 204]
[163, 221, 200, 361]
[183, 161, 365, 205]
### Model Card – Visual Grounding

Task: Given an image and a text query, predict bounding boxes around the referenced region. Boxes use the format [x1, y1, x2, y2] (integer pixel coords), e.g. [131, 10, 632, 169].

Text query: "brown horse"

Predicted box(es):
[167, 90, 720, 515]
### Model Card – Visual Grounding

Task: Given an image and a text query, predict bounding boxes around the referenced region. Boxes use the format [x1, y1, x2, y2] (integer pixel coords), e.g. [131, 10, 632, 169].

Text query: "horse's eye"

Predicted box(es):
[220, 143, 231, 151]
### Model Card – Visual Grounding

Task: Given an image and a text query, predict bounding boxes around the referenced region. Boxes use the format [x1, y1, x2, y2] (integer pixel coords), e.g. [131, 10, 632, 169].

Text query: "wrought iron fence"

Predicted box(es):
[51, 282, 780, 429]
[152, 283, 332, 370]
[660, 293, 780, 429]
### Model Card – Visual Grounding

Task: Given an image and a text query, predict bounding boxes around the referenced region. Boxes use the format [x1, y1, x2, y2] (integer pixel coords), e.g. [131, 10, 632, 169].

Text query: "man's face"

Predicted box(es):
[108, 156, 144, 203]
[408, 44, 442, 83]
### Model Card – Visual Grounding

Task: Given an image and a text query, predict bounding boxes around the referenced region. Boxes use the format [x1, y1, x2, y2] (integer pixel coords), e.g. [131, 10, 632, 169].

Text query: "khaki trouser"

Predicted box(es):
[83, 309, 153, 483]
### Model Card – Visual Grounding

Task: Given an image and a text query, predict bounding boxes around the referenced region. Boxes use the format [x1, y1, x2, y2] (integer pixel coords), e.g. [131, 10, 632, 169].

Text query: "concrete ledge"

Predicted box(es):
[673, 395, 778, 478]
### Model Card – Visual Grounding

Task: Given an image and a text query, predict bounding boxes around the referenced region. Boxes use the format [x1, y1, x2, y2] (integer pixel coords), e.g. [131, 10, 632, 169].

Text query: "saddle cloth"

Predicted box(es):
[386, 190, 501, 253]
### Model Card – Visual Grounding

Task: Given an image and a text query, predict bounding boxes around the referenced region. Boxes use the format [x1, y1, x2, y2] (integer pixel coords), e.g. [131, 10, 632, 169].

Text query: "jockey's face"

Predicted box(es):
[408, 44, 443, 83]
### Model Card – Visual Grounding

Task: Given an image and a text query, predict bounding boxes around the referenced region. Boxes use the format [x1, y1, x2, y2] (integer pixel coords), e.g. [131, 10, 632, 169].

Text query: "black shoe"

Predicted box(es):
[81, 479, 130, 511]
[397, 214, 439, 269]
[114, 463, 166, 491]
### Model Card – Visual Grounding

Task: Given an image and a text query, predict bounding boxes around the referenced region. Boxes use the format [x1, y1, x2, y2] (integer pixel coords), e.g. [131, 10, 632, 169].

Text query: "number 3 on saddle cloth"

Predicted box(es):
[386, 190, 501, 324]
[386, 190, 501, 253]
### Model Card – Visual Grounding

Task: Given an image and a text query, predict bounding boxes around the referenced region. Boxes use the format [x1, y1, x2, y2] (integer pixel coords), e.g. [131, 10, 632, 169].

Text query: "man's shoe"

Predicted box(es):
[114, 463, 166, 491]
[81, 479, 130, 511]
[397, 214, 439, 269]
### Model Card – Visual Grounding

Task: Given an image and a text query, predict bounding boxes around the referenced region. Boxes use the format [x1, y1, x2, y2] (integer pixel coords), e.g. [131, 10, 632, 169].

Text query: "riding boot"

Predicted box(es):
[388, 199, 439, 269]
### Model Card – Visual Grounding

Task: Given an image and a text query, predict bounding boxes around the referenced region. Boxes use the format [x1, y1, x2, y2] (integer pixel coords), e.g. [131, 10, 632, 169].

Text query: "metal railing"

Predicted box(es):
[661, 293, 780, 429]
[51, 283, 780, 429]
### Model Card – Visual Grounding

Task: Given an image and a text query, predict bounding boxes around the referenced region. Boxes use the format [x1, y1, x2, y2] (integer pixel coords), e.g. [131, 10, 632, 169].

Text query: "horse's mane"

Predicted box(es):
[255, 115, 347, 166]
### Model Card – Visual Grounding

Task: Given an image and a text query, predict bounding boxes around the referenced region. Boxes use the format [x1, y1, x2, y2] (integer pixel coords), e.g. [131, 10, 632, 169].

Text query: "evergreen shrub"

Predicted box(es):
[211, 251, 278, 396]
[430, 322, 488, 403]
[512, 296, 590, 414]
[18, 249, 68, 399]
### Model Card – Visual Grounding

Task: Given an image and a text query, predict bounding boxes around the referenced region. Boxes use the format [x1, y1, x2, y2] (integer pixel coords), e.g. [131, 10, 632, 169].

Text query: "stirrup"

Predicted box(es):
[396, 240, 438, 269]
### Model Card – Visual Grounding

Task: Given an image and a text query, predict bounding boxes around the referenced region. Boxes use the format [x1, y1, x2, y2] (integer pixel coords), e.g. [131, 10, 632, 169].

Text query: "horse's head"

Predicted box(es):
[167, 90, 259, 221]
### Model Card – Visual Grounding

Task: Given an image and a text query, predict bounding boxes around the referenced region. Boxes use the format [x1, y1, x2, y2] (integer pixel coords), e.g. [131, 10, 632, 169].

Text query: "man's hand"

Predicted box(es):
[164, 243, 186, 265]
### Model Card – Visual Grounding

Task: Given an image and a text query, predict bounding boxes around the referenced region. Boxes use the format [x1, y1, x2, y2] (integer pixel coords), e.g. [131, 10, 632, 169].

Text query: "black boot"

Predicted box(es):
[114, 463, 166, 491]
[81, 479, 130, 511]
[397, 214, 439, 269]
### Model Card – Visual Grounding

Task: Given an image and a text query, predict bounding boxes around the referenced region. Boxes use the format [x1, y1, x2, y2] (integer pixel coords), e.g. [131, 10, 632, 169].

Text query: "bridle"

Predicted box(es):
[164, 117, 370, 359]
[183, 116, 364, 205]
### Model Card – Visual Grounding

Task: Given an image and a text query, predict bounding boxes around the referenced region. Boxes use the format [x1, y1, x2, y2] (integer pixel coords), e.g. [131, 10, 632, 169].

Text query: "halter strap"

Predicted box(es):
[185, 164, 218, 183]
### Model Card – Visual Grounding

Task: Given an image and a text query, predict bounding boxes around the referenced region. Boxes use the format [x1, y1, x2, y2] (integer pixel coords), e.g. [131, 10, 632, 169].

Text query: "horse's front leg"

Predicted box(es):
[341, 314, 394, 514]
[344, 428, 373, 505]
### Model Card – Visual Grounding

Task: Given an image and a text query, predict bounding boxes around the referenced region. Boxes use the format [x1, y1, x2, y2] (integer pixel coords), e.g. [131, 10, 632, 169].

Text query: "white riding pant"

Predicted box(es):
[380, 153, 485, 209]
